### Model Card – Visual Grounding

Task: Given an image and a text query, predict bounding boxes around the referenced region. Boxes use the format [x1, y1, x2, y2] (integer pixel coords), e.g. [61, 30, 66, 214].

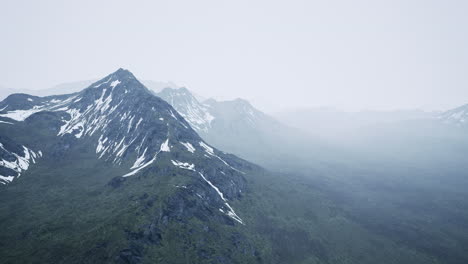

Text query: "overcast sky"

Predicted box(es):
[1, 0, 467, 112]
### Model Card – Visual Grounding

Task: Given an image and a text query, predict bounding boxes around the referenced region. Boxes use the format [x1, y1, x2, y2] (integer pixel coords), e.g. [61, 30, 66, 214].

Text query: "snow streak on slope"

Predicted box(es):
[180, 142, 196, 153]
[122, 138, 171, 177]
[169, 158, 244, 224]
[199, 141, 244, 174]
[198, 172, 244, 224]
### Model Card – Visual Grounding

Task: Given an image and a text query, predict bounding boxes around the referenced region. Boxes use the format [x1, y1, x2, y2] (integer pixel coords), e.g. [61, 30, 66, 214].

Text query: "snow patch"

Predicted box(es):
[0, 109, 43, 121]
[180, 142, 195, 153]
[171, 160, 195, 171]
[110, 80, 121, 88]
[160, 139, 170, 152]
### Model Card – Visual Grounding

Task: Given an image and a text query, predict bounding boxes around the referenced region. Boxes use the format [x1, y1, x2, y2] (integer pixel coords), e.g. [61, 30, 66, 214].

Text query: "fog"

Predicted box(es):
[1, 0, 468, 113]
[2, 2, 468, 262]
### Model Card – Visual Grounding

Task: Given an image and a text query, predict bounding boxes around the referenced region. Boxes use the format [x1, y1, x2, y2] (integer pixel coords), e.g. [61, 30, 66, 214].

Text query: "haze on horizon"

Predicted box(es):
[1, 0, 467, 112]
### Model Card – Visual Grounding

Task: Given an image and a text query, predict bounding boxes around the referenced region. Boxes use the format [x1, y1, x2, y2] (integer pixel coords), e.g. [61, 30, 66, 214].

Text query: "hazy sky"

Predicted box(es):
[1, 0, 467, 112]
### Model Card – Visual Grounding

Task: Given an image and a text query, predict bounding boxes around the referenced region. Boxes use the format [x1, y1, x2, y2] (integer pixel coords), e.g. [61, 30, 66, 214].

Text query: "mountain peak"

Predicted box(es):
[87, 68, 150, 95]
[112, 68, 136, 80]
[92, 68, 138, 88]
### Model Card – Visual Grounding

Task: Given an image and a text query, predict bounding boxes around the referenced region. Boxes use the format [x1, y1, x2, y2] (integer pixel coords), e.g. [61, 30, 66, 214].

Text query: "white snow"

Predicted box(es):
[131, 147, 148, 169]
[96, 135, 108, 154]
[199, 141, 244, 174]
[110, 80, 121, 88]
[160, 139, 170, 152]
[94, 77, 112, 88]
[115, 141, 130, 158]
[169, 110, 178, 120]
[180, 142, 195, 153]
[123, 138, 170, 177]
[127, 116, 135, 132]
[55, 107, 69, 111]
[74, 123, 85, 138]
[197, 172, 244, 224]
[171, 160, 195, 171]
[0, 145, 41, 185]
[113, 137, 126, 155]
[199, 141, 214, 155]
[57, 108, 83, 137]
[123, 156, 155, 177]
[27, 98, 33, 102]
[0, 175, 14, 183]
[0, 109, 43, 121]
[0, 120, 13, 125]
[135, 118, 143, 130]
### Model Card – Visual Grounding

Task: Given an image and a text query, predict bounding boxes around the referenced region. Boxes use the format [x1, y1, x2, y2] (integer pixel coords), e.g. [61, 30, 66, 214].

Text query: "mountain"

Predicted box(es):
[0, 69, 265, 263]
[439, 103, 468, 126]
[0, 69, 250, 221]
[157, 88, 282, 135]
